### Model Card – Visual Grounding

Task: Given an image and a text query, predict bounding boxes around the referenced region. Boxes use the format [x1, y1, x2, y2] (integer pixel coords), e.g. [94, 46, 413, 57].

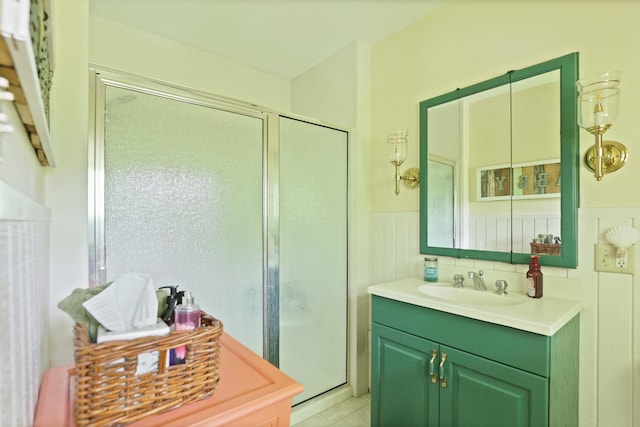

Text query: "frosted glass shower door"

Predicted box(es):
[278, 117, 348, 405]
[100, 85, 265, 354]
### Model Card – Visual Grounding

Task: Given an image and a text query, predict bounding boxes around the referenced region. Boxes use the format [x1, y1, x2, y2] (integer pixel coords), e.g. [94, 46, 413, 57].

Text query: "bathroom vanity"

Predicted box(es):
[369, 279, 582, 427]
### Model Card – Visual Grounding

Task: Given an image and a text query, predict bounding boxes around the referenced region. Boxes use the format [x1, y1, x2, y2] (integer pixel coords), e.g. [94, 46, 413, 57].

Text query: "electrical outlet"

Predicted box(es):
[594, 243, 634, 274]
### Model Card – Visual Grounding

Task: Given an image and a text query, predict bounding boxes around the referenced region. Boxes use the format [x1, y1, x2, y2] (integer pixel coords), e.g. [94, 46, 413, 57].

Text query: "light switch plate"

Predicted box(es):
[594, 243, 634, 274]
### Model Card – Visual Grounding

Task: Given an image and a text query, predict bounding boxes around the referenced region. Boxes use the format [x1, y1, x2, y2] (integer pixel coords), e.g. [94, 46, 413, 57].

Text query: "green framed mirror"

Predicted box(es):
[419, 52, 579, 268]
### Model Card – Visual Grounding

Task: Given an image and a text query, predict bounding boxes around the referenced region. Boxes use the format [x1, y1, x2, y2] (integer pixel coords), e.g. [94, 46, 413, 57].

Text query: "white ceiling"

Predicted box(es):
[89, 0, 449, 79]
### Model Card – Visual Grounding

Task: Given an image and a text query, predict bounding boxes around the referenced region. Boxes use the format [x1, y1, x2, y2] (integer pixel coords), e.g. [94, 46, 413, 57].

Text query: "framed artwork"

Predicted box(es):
[512, 159, 561, 199]
[478, 162, 511, 200]
[478, 159, 560, 201]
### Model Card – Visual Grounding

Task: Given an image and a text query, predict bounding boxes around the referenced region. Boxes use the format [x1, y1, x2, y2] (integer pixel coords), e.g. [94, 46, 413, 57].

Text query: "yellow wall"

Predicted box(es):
[292, 41, 358, 128]
[0, 103, 45, 202]
[46, 0, 91, 368]
[371, 0, 640, 211]
[370, 2, 640, 425]
[89, 16, 292, 112]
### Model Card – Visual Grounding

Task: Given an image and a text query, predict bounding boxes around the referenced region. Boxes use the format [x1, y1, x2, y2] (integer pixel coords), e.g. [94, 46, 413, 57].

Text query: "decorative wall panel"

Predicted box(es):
[0, 180, 49, 427]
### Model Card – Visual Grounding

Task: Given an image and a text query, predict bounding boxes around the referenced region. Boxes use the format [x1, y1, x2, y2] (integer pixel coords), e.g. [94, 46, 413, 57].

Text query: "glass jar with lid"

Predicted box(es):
[423, 257, 438, 282]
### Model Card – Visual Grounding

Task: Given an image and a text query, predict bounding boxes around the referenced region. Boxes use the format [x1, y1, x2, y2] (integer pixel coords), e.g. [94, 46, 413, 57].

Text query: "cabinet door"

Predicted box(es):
[439, 346, 548, 427]
[371, 323, 439, 427]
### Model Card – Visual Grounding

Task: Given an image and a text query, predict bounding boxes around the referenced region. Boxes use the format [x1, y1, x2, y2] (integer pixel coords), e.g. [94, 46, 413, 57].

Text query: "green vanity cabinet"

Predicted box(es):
[372, 323, 439, 426]
[371, 295, 579, 427]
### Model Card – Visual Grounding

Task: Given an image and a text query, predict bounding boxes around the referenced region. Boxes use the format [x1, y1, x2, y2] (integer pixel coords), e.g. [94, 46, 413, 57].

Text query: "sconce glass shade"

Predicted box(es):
[577, 70, 621, 131]
[387, 128, 408, 165]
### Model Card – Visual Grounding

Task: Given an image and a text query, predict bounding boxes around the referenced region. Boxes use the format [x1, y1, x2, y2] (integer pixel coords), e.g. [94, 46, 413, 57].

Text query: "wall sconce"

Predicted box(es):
[387, 128, 420, 195]
[577, 71, 628, 181]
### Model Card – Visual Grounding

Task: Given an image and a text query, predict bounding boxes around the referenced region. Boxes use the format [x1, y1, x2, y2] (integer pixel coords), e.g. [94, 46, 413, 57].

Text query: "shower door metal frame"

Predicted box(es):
[87, 66, 350, 371]
[88, 66, 281, 361]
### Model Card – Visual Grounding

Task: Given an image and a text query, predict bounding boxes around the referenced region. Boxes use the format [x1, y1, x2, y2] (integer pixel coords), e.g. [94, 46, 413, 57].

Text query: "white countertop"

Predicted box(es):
[368, 278, 582, 336]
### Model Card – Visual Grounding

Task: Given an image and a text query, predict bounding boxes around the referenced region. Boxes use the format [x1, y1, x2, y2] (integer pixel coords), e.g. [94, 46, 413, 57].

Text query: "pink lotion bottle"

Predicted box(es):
[171, 291, 201, 365]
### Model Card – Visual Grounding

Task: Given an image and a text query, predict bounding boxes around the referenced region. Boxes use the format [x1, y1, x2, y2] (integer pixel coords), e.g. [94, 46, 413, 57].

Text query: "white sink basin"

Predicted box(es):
[417, 284, 527, 306]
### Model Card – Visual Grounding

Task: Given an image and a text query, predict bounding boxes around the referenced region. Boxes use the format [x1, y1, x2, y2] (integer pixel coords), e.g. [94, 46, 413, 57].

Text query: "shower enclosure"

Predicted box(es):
[88, 68, 348, 405]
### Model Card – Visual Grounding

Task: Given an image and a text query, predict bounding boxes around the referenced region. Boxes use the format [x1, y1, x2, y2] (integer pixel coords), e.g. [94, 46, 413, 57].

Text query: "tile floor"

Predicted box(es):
[292, 394, 371, 427]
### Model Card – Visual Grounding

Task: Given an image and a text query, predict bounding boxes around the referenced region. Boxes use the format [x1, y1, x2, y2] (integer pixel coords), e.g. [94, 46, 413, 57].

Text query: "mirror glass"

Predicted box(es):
[420, 53, 578, 268]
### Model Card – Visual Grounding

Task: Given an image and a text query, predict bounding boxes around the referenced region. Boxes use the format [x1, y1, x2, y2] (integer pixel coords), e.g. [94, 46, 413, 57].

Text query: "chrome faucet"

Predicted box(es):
[453, 274, 465, 288]
[468, 270, 488, 291]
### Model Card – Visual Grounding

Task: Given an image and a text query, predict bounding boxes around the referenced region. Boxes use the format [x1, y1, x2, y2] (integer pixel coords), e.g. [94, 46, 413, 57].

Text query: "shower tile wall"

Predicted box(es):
[0, 181, 50, 427]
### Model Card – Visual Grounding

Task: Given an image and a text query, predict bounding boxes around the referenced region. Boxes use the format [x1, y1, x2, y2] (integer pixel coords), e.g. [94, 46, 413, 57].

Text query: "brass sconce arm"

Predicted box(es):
[394, 164, 420, 195]
[584, 129, 628, 181]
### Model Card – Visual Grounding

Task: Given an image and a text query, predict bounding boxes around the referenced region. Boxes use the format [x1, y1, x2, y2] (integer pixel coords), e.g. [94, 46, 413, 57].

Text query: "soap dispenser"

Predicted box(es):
[170, 291, 201, 365]
[526, 255, 543, 298]
[159, 285, 184, 325]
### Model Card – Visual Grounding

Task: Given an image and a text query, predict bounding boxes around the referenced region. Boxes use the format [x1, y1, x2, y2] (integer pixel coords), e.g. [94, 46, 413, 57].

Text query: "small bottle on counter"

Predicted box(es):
[526, 255, 543, 298]
[170, 291, 201, 365]
[423, 257, 438, 282]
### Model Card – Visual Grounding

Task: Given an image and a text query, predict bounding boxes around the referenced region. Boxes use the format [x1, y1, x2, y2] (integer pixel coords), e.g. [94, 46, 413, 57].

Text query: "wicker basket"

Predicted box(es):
[530, 242, 561, 256]
[73, 312, 223, 427]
